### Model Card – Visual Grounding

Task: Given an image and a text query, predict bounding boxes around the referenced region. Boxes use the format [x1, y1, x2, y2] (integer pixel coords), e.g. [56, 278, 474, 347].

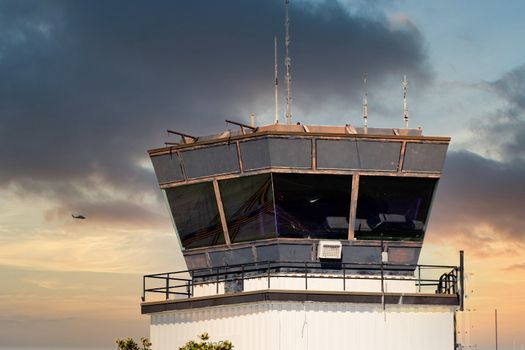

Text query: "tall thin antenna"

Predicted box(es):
[284, 0, 292, 125]
[402, 74, 409, 129]
[274, 36, 279, 124]
[363, 73, 368, 133]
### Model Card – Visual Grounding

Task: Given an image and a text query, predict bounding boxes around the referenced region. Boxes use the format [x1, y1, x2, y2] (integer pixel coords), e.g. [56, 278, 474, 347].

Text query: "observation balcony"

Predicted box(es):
[141, 256, 464, 314]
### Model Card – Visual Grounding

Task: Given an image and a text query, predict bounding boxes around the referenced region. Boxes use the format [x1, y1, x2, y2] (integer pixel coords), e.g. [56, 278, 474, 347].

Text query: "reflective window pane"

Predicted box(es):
[355, 176, 437, 241]
[165, 182, 225, 249]
[219, 174, 276, 243]
[273, 173, 352, 239]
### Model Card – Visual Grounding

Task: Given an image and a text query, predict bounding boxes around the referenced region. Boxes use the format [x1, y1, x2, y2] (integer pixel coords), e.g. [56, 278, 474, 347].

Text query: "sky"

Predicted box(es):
[0, 0, 525, 349]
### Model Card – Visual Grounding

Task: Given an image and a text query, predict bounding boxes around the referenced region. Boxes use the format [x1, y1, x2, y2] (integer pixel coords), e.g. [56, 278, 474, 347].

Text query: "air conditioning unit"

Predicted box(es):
[317, 240, 342, 260]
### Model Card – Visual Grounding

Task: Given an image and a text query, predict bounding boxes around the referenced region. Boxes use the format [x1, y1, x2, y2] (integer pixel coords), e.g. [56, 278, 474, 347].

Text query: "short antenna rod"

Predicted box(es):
[284, 0, 292, 125]
[274, 36, 279, 124]
[402, 74, 409, 129]
[363, 73, 368, 133]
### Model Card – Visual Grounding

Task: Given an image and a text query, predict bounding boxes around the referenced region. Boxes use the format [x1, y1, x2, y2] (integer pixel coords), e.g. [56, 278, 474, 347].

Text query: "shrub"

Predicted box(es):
[178, 333, 233, 350]
[116, 337, 152, 350]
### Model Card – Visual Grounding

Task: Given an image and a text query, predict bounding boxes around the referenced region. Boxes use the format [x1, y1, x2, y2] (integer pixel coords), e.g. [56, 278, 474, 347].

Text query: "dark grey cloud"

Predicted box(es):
[490, 64, 525, 110]
[428, 64, 525, 253]
[485, 64, 525, 159]
[0, 0, 431, 221]
[431, 151, 525, 246]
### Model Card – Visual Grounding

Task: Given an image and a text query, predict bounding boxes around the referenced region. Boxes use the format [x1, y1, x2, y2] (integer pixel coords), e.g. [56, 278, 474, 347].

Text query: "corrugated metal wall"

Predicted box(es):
[150, 301, 455, 350]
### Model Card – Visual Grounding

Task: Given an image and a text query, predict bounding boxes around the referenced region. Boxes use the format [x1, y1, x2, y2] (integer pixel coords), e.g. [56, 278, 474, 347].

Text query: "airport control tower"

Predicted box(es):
[141, 122, 464, 350]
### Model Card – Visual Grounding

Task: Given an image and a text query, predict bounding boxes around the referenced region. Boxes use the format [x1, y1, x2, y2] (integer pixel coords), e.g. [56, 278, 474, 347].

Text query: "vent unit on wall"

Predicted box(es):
[317, 240, 342, 260]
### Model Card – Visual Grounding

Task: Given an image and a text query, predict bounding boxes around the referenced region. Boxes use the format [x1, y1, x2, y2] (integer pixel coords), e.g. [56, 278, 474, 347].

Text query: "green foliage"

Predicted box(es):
[116, 337, 152, 350]
[178, 333, 234, 350]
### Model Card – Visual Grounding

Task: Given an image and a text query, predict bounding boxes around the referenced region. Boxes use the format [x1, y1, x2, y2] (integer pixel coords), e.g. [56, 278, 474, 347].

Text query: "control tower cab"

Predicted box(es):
[142, 122, 463, 350]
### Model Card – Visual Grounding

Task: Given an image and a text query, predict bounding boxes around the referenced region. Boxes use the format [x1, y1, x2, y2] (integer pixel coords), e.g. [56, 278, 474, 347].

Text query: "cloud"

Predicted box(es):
[427, 64, 525, 255]
[503, 262, 525, 271]
[0, 0, 432, 229]
[490, 64, 525, 109]
[429, 150, 525, 252]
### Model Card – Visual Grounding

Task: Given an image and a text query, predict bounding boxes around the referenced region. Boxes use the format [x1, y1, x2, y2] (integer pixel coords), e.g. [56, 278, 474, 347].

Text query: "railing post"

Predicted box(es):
[142, 276, 145, 302]
[304, 262, 308, 290]
[343, 266, 346, 291]
[241, 265, 245, 292]
[165, 273, 170, 300]
[216, 267, 220, 294]
[187, 280, 191, 298]
[418, 265, 421, 293]
[267, 261, 271, 289]
[380, 261, 385, 311]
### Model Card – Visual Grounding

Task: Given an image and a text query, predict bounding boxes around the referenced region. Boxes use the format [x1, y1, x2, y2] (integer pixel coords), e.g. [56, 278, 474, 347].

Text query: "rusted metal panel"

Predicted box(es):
[357, 140, 402, 170]
[403, 142, 449, 172]
[180, 143, 240, 179]
[207, 247, 254, 267]
[183, 253, 210, 270]
[316, 139, 403, 172]
[240, 137, 311, 170]
[316, 139, 360, 169]
[388, 246, 420, 265]
[150, 153, 185, 183]
[342, 245, 382, 264]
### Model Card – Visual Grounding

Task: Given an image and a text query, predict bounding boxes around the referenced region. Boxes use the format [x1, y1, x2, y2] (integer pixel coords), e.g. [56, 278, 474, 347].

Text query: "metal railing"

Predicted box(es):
[142, 260, 461, 303]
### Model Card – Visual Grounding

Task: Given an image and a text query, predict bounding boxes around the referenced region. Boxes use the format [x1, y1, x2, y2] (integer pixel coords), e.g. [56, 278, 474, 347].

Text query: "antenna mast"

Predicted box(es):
[284, 0, 292, 125]
[363, 73, 368, 133]
[274, 36, 279, 124]
[402, 74, 409, 129]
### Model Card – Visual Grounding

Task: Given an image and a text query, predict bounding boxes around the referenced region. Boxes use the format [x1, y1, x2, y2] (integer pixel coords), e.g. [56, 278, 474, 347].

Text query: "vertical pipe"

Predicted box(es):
[454, 311, 458, 350]
[460, 250, 465, 311]
[495, 309, 498, 350]
[142, 276, 145, 302]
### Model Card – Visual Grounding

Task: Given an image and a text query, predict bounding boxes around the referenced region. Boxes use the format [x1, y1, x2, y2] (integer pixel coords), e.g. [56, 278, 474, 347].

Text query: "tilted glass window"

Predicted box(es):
[219, 174, 276, 243]
[165, 182, 225, 249]
[273, 173, 352, 239]
[355, 176, 438, 241]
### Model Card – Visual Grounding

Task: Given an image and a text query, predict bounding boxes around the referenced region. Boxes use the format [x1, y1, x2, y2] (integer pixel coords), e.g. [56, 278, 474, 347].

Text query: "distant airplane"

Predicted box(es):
[71, 214, 86, 219]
